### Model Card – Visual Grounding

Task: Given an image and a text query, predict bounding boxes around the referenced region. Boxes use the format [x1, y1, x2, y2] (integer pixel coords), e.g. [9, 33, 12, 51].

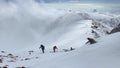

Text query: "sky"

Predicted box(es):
[35, 0, 120, 3]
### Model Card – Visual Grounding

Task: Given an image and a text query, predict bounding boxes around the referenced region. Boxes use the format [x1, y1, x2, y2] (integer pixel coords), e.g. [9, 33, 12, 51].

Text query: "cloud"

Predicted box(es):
[35, 0, 120, 3]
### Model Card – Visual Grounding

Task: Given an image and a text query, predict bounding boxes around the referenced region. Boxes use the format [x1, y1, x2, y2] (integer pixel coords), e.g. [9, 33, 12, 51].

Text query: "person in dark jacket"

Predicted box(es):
[86, 38, 96, 44]
[39, 44, 45, 53]
[70, 47, 75, 51]
[53, 46, 58, 53]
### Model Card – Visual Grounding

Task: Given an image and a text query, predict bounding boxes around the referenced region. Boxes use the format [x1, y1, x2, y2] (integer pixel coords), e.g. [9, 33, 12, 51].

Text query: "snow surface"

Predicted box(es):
[0, 32, 120, 68]
[0, 0, 120, 68]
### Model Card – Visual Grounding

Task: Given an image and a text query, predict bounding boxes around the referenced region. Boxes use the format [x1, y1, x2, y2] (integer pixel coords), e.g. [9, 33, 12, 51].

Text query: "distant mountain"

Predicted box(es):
[35, 0, 80, 3]
[35, 0, 120, 3]
[0, 0, 119, 3]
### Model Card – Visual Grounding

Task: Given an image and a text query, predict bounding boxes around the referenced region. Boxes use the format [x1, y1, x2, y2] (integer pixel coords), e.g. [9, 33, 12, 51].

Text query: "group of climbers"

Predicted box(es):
[39, 45, 59, 53]
[39, 44, 75, 53]
[39, 37, 96, 53]
[39, 38, 96, 53]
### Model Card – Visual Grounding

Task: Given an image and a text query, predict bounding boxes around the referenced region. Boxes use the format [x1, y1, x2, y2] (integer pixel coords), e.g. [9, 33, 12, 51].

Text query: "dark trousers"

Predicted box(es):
[42, 49, 44, 53]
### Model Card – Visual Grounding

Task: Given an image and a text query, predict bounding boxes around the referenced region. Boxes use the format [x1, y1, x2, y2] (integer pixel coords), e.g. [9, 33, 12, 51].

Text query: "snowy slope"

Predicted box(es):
[0, 1, 120, 68]
[33, 32, 120, 68]
[1, 32, 120, 68]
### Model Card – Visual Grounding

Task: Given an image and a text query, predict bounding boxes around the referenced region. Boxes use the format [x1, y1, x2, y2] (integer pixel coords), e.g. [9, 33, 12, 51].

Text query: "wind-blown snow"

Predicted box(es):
[0, 0, 120, 68]
[0, 0, 120, 52]
[0, 0, 64, 51]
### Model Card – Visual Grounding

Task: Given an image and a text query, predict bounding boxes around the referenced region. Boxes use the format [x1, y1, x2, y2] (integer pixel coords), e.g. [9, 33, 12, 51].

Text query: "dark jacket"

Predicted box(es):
[86, 38, 96, 44]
